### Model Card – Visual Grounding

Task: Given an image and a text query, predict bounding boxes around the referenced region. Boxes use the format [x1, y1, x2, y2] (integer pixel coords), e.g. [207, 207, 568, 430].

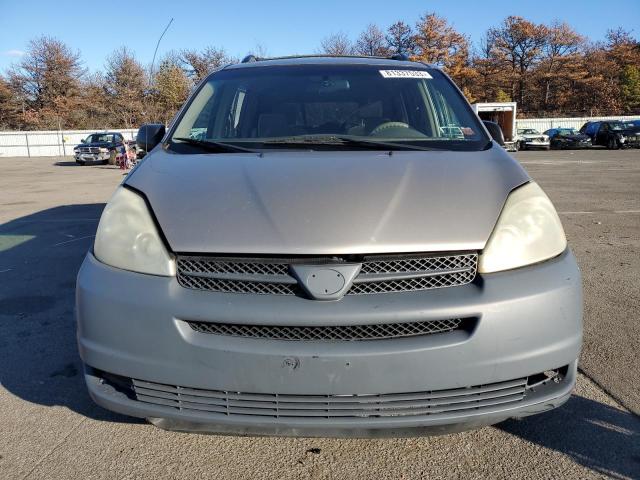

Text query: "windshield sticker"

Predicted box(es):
[379, 70, 432, 79]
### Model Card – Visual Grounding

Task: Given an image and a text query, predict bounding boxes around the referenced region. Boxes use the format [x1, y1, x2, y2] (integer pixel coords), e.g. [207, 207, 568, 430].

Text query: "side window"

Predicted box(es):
[190, 93, 217, 139]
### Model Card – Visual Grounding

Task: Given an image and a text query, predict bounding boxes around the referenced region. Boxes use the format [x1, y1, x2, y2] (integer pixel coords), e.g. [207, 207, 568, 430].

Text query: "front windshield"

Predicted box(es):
[85, 133, 115, 143]
[557, 128, 578, 135]
[518, 129, 539, 135]
[169, 64, 489, 152]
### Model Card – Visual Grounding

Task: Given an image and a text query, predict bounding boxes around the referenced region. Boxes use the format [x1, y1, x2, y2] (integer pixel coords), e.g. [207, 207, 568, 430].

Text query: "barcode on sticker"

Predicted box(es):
[379, 70, 432, 79]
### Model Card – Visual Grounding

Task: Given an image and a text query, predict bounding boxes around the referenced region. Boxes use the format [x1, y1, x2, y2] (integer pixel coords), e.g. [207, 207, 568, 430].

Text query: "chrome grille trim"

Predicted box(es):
[176, 252, 478, 296]
[131, 377, 527, 419]
[78, 146, 101, 154]
[186, 317, 469, 341]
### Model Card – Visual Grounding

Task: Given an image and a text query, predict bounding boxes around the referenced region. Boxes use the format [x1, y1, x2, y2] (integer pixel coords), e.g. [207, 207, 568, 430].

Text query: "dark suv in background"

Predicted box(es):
[580, 121, 640, 149]
[74, 132, 126, 165]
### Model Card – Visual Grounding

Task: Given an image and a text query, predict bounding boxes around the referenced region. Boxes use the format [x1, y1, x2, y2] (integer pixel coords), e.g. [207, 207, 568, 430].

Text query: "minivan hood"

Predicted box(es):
[126, 146, 529, 255]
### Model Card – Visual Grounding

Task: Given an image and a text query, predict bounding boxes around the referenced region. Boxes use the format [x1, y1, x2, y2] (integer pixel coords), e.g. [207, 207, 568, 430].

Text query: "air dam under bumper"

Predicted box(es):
[76, 249, 582, 437]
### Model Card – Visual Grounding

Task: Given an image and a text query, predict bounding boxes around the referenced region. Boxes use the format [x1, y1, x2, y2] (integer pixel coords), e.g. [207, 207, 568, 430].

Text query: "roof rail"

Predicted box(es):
[389, 53, 409, 61]
[237, 54, 416, 64]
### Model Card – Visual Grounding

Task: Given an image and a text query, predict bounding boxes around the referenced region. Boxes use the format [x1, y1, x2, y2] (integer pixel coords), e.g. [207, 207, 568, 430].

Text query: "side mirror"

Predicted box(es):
[80, 138, 86, 143]
[483, 121, 505, 146]
[136, 124, 165, 152]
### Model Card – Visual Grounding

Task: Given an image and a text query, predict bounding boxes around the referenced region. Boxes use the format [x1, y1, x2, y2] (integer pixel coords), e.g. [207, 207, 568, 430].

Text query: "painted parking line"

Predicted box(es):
[559, 210, 640, 215]
[53, 234, 95, 247]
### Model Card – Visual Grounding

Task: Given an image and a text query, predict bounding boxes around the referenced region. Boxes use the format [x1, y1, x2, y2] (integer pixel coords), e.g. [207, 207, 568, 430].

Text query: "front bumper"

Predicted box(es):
[76, 249, 582, 437]
[621, 139, 640, 148]
[74, 151, 110, 163]
[524, 141, 550, 149]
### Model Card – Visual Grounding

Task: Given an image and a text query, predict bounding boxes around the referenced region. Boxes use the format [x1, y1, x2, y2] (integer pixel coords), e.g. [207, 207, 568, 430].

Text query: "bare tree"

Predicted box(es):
[487, 16, 548, 109]
[319, 32, 354, 55]
[386, 21, 415, 56]
[247, 43, 269, 58]
[538, 21, 585, 109]
[180, 46, 234, 84]
[0, 75, 22, 129]
[354, 24, 389, 56]
[471, 33, 504, 102]
[104, 47, 147, 128]
[412, 13, 473, 90]
[154, 58, 191, 124]
[75, 72, 110, 129]
[7, 36, 85, 129]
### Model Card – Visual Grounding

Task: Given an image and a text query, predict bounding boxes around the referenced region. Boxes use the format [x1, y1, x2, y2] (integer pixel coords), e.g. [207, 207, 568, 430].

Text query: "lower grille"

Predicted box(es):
[186, 317, 468, 341]
[130, 377, 527, 419]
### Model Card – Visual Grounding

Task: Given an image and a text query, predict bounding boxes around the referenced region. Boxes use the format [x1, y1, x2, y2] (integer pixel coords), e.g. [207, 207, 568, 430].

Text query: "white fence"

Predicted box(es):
[1, 115, 640, 157]
[515, 115, 638, 132]
[0, 129, 137, 158]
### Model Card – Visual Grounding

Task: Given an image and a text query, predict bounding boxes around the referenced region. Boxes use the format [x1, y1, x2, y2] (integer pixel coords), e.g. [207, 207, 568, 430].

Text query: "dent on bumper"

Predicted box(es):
[76, 249, 582, 434]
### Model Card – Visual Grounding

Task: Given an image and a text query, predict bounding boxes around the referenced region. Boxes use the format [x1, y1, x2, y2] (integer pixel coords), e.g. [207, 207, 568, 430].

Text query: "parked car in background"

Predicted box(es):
[580, 121, 640, 149]
[515, 129, 550, 150]
[77, 55, 582, 438]
[74, 132, 127, 165]
[544, 128, 592, 149]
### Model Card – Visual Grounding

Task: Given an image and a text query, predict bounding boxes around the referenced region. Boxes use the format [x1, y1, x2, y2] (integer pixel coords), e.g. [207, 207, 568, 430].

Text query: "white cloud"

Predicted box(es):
[4, 49, 25, 57]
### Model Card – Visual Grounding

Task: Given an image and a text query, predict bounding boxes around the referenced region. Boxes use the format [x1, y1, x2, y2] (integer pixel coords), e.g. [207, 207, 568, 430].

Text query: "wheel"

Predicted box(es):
[108, 150, 117, 165]
[519, 141, 527, 151]
[76, 160, 86, 166]
[102, 160, 109, 165]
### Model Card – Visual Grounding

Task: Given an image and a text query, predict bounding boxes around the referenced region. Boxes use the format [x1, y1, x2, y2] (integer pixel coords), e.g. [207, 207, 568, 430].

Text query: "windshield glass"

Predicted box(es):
[518, 129, 539, 135]
[169, 64, 489, 152]
[557, 128, 578, 135]
[85, 133, 115, 143]
[608, 122, 634, 131]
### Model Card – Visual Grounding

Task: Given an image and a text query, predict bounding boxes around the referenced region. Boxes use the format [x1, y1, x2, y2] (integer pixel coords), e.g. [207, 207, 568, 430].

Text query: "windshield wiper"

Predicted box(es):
[332, 136, 443, 151]
[262, 135, 439, 151]
[172, 137, 258, 153]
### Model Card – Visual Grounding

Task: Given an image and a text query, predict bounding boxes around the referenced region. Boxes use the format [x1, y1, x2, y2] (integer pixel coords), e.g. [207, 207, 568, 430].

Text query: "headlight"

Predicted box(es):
[478, 182, 566, 273]
[94, 187, 175, 276]
[99, 147, 109, 152]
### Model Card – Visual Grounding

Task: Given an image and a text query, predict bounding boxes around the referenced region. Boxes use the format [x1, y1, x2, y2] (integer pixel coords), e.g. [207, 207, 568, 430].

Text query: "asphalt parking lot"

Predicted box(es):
[1, 150, 638, 479]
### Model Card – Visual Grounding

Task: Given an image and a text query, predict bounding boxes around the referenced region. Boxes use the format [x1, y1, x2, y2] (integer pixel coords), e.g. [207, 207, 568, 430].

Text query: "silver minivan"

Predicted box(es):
[76, 56, 582, 437]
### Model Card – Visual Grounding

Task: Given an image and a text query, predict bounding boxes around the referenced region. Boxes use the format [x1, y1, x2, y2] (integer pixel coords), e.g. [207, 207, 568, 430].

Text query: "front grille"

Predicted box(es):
[128, 377, 527, 420]
[186, 317, 468, 341]
[79, 146, 100, 154]
[177, 252, 477, 297]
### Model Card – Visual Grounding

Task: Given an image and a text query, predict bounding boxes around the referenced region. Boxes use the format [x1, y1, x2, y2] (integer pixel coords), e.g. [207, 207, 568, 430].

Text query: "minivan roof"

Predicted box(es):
[224, 55, 432, 70]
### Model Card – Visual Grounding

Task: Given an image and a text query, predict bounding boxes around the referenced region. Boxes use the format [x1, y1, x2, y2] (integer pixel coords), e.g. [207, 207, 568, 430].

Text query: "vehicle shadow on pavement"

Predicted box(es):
[0, 203, 140, 424]
[54, 161, 80, 167]
[498, 395, 640, 479]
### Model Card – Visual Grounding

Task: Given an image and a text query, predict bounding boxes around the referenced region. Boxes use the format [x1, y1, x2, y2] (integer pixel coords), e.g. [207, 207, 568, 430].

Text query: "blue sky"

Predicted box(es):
[1, 0, 639, 73]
